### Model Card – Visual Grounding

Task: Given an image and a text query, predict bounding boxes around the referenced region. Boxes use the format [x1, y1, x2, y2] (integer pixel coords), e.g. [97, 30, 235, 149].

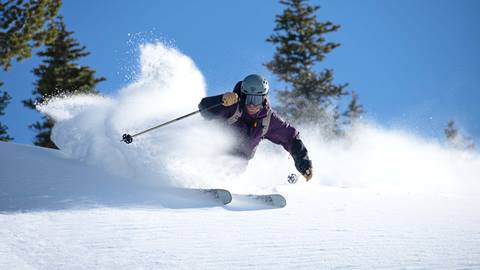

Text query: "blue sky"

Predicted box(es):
[2, 0, 480, 145]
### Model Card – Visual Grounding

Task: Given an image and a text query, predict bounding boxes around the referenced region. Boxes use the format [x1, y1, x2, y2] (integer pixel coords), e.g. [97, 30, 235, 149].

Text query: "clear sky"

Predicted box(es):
[2, 0, 480, 145]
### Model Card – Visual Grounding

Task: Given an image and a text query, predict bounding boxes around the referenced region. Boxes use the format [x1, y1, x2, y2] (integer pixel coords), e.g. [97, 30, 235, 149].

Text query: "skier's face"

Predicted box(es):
[245, 104, 261, 115]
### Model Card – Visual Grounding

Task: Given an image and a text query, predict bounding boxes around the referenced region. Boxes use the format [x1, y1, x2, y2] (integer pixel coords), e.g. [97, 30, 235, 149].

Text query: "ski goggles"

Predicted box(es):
[244, 94, 265, 106]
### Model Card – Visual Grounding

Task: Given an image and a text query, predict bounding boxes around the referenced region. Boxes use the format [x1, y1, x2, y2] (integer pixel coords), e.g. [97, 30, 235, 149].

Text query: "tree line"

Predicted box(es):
[0, 0, 103, 147]
[0, 0, 474, 150]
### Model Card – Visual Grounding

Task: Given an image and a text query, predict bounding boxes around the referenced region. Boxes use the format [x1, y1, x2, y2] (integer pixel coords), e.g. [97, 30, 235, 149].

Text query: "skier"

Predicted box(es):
[198, 74, 313, 181]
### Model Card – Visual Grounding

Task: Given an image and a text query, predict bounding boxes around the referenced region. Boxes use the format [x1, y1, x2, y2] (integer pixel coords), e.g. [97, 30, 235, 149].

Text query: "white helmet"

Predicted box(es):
[240, 74, 269, 106]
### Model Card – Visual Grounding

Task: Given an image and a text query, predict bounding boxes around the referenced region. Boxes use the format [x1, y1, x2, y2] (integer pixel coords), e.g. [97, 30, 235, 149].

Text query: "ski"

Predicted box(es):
[247, 194, 287, 208]
[162, 187, 285, 208]
[163, 187, 232, 206]
[231, 193, 287, 208]
[199, 188, 232, 205]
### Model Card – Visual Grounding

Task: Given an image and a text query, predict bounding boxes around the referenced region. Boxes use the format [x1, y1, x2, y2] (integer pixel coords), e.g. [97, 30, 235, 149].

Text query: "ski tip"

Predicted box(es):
[217, 189, 233, 205]
[271, 194, 287, 208]
[205, 189, 232, 205]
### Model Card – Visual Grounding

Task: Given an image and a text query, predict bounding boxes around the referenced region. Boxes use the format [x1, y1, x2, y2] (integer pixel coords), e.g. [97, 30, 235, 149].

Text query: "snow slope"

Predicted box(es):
[2, 42, 480, 269]
[1, 142, 480, 269]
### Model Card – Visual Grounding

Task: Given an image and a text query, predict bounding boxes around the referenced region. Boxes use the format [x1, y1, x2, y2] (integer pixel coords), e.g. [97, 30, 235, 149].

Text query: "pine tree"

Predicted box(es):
[0, 0, 61, 70]
[1, 0, 61, 142]
[0, 82, 13, 142]
[343, 91, 365, 126]
[265, 0, 362, 135]
[23, 17, 105, 149]
[445, 120, 475, 150]
[444, 120, 458, 141]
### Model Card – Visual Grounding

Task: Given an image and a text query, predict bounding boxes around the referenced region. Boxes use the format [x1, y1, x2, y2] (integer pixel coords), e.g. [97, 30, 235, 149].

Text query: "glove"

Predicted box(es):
[296, 158, 313, 181]
[303, 167, 313, 181]
[222, 92, 238, 106]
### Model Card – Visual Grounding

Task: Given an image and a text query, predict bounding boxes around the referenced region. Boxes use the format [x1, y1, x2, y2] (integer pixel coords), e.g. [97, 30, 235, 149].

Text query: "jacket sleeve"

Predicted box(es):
[198, 94, 236, 120]
[264, 112, 312, 173]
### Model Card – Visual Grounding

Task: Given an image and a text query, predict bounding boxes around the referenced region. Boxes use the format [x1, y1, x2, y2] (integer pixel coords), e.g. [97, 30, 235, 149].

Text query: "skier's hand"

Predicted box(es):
[296, 158, 313, 181]
[303, 168, 313, 181]
[222, 92, 238, 106]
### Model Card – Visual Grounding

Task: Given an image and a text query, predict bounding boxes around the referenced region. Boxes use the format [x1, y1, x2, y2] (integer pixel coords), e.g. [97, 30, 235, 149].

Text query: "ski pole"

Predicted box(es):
[121, 103, 222, 144]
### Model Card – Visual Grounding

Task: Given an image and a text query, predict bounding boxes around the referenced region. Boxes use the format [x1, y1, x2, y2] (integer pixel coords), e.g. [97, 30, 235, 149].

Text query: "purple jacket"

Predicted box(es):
[198, 93, 311, 174]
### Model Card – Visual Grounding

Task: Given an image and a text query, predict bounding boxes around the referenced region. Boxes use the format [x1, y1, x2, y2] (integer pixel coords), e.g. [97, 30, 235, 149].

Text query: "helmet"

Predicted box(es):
[241, 74, 269, 95]
[240, 74, 269, 106]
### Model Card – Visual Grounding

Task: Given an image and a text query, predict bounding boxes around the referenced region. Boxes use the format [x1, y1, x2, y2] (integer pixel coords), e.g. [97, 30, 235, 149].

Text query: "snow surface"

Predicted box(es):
[1, 42, 480, 269]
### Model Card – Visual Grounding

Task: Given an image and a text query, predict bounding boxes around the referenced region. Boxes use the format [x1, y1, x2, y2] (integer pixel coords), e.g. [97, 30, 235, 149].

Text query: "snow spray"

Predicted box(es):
[38, 41, 480, 197]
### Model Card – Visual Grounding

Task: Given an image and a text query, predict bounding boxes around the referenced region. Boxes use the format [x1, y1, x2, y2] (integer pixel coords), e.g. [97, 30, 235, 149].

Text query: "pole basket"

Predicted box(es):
[121, 134, 133, 144]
